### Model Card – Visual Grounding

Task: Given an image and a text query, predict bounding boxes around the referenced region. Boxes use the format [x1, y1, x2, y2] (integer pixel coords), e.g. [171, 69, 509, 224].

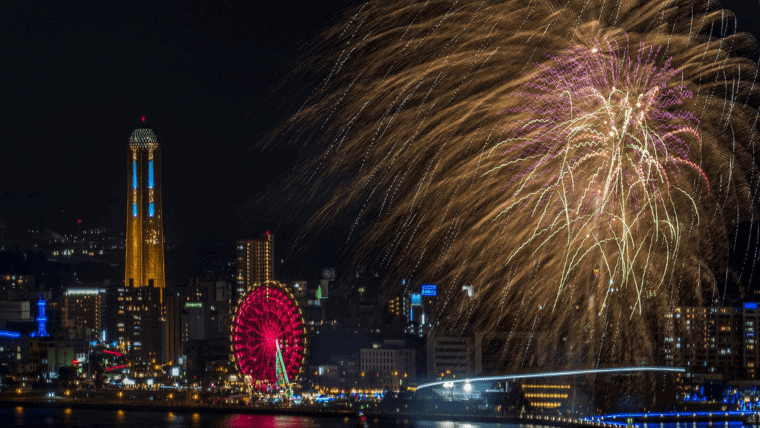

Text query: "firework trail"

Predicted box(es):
[269, 0, 760, 371]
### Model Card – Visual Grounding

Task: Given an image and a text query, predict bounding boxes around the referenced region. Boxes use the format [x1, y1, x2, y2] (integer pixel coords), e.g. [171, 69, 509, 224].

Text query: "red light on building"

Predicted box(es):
[72, 359, 79, 365]
[77, 219, 82, 224]
[141, 116, 146, 122]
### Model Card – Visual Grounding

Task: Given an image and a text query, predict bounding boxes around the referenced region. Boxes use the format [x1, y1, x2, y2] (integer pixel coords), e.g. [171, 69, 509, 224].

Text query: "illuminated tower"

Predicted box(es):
[122, 117, 165, 372]
[235, 232, 274, 300]
[35, 296, 49, 338]
[125, 117, 165, 294]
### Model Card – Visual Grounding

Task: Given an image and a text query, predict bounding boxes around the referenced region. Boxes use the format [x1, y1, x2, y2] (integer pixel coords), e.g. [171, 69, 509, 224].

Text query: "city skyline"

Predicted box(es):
[4, 1, 760, 421]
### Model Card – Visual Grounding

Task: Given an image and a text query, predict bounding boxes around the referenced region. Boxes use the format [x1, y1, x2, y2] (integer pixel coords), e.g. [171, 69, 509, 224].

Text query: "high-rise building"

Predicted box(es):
[235, 233, 274, 300]
[63, 287, 107, 341]
[125, 117, 165, 294]
[666, 306, 743, 380]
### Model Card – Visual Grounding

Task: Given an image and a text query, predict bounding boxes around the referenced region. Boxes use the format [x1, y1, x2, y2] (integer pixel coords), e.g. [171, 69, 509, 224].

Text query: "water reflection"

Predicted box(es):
[14, 406, 23, 426]
[191, 412, 202, 428]
[221, 414, 326, 428]
[0, 407, 570, 428]
[116, 409, 126, 428]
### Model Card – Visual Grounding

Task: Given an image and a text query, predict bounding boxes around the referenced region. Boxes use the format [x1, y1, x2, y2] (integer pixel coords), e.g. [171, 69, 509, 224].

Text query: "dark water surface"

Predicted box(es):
[1, 407, 753, 428]
[0, 406, 524, 428]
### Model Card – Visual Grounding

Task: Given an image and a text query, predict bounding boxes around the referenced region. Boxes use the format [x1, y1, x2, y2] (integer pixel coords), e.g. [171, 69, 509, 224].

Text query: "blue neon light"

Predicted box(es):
[132, 161, 137, 189]
[421, 284, 437, 296]
[148, 160, 154, 189]
[583, 410, 754, 421]
[746, 302, 758, 310]
[411, 293, 422, 305]
[0, 331, 20, 338]
[36, 297, 49, 337]
[149, 203, 154, 217]
[133, 203, 138, 217]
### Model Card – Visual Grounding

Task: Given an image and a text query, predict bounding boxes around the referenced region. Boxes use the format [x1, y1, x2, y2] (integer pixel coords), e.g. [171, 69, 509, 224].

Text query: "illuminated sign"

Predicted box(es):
[0, 331, 20, 338]
[65, 288, 106, 296]
[171, 367, 180, 377]
[746, 303, 758, 310]
[185, 302, 202, 308]
[410, 294, 422, 305]
[421, 284, 437, 296]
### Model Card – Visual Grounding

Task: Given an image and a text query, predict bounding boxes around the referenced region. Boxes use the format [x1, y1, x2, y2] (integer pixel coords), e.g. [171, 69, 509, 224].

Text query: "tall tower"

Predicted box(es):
[235, 232, 274, 300]
[122, 117, 165, 372]
[125, 117, 165, 294]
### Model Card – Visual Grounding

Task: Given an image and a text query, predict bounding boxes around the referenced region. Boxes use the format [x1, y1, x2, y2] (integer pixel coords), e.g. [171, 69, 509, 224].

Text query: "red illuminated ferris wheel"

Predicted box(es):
[232, 281, 306, 393]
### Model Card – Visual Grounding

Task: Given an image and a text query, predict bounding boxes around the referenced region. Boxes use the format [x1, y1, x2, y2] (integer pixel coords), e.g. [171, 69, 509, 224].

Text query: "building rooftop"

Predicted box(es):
[128, 126, 159, 147]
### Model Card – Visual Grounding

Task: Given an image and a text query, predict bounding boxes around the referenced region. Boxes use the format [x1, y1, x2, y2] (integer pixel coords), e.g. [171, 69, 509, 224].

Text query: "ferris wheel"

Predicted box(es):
[231, 280, 306, 394]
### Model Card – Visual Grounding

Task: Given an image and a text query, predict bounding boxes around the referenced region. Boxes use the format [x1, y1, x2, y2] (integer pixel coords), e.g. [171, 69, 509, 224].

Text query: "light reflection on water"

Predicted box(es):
[5, 408, 754, 428]
[640, 423, 744, 428]
[0, 407, 527, 428]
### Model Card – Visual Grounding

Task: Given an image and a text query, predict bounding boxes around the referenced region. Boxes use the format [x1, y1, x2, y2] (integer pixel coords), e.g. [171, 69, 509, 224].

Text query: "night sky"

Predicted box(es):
[2, 1, 760, 281]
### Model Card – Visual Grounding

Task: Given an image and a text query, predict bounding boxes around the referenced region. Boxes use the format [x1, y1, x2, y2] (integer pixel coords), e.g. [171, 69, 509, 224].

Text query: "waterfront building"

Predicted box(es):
[666, 306, 743, 380]
[235, 233, 274, 301]
[360, 340, 415, 390]
[744, 303, 760, 379]
[426, 335, 473, 381]
[63, 287, 107, 341]
[114, 286, 162, 375]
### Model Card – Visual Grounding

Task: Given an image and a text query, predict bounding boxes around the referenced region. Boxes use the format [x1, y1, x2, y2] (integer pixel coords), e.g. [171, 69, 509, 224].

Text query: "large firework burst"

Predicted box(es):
[269, 0, 760, 370]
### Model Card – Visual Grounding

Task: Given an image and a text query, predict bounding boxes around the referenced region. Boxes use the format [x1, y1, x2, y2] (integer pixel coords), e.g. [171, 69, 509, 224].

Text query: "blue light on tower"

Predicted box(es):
[148, 160, 154, 189]
[36, 296, 49, 338]
[132, 161, 138, 189]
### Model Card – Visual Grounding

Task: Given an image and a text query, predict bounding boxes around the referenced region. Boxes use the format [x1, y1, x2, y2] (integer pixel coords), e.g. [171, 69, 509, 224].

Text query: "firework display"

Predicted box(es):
[271, 0, 760, 370]
[232, 281, 306, 392]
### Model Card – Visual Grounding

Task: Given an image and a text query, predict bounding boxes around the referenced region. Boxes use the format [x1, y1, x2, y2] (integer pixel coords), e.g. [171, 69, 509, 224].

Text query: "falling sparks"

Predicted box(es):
[267, 0, 760, 373]
[490, 39, 710, 315]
